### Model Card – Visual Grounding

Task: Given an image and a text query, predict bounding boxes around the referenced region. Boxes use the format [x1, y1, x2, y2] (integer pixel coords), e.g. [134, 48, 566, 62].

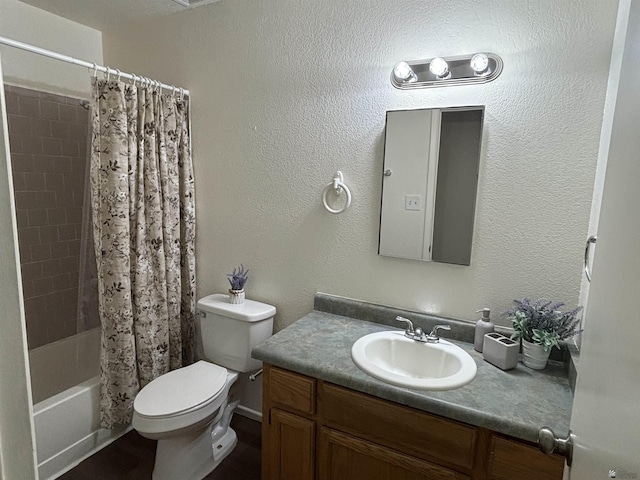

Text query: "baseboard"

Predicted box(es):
[236, 405, 262, 422]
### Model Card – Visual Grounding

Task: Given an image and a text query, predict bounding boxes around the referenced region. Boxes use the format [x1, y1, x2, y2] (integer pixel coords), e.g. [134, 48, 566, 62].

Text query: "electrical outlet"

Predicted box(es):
[405, 194, 421, 211]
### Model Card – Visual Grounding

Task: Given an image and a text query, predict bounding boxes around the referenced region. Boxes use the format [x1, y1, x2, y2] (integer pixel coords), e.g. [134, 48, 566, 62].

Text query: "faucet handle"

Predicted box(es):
[427, 324, 451, 343]
[396, 316, 415, 336]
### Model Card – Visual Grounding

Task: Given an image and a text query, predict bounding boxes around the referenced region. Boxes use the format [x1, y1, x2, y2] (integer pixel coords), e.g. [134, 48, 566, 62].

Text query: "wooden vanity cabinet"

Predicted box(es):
[262, 364, 564, 480]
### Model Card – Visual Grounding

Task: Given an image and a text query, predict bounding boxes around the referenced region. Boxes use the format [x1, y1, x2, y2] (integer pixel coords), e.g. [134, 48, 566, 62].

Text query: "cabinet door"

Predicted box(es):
[265, 408, 315, 480]
[318, 427, 470, 480]
[488, 435, 564, 480]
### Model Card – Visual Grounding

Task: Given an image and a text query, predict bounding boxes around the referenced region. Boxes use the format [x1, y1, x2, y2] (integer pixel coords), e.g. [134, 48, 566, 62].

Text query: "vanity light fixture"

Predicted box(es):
[391, 52, 503, 89]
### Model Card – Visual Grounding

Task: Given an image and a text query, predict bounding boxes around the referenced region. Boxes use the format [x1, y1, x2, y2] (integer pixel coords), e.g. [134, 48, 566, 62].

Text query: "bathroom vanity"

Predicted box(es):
[253, 294, 572, 480]
[261, 365, 563, 480]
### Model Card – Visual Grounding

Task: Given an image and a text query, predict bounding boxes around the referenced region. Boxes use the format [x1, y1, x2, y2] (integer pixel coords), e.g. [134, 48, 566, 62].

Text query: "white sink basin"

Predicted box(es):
[351, 330, 477, 390]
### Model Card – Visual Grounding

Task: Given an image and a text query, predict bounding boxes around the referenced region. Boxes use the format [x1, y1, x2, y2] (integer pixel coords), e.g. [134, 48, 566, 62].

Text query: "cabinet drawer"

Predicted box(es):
[319, 382, 478, 470]
[269, 367, 316, 415]
[488, 435, 564, 480]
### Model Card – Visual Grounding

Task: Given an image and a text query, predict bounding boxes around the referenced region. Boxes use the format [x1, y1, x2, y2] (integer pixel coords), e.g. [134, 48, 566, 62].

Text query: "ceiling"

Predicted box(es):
[18, 0, 221, 32]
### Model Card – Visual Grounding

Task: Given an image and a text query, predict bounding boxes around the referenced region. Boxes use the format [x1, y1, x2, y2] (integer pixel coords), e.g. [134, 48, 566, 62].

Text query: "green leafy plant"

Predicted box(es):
[504, 299, 582, 352]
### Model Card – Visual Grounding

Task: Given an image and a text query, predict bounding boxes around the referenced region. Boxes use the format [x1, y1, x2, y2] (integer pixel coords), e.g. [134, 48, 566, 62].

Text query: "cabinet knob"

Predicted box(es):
[538, 427, 574, 466]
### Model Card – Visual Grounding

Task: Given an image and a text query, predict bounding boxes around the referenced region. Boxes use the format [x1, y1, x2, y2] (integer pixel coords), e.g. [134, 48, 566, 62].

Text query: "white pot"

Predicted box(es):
[521, 339, 551, 370]
[228, 289, 245, 304]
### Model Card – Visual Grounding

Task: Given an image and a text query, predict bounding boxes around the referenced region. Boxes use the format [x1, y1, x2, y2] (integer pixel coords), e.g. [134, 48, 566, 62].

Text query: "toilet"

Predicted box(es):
[132, 293, 275, 480]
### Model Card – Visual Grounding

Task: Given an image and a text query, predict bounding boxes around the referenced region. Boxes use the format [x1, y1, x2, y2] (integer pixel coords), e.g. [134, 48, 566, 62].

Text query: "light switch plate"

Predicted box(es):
[405, 194, 421, 211]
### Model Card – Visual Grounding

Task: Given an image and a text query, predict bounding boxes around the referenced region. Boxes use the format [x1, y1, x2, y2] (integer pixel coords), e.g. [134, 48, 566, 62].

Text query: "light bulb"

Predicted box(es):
[470, 53, 490, 75]
[393, 61, 417, 83]
[429, 57, 449, 78]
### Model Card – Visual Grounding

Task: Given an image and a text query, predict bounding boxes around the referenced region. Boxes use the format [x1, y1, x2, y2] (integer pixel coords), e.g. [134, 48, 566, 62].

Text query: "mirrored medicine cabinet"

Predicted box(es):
[378, 106, 484, 265]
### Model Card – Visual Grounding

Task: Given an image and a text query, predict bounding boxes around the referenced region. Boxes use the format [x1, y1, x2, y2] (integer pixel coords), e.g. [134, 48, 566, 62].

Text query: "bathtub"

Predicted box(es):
[30, 329, 129, 479]
[33, 376, 130, 479]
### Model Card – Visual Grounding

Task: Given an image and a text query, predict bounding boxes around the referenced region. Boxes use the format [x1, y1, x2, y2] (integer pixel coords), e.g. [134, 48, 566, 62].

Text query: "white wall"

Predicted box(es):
[0, 54, 37, 480]
[102, 0, 619, 331]
[0, 0, 103, 96]
[0, 3, 103, 476]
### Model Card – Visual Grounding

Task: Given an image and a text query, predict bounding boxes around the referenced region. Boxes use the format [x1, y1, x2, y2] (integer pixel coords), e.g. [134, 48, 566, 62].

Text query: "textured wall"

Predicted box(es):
[103, 0, 618, 331]
[0, 0, 103, 96]
[0, 57, 38, 480]
[0, 7, 103, 476]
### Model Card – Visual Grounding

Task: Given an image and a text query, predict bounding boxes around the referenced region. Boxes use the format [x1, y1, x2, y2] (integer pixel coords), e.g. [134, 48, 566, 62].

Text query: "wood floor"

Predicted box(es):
[58, 415, 262, 480]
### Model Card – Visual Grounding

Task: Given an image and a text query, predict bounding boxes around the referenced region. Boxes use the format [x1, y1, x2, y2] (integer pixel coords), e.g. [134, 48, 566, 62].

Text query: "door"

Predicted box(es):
[567, 0, 640, 478]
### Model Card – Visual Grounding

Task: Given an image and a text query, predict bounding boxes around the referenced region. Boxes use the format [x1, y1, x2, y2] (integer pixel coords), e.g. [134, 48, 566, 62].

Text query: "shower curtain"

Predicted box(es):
[90, 78, 196, 428]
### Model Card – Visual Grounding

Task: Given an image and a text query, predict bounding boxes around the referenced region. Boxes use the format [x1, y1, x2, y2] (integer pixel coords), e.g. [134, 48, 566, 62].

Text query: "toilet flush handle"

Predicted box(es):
[249, 369, 263, 381]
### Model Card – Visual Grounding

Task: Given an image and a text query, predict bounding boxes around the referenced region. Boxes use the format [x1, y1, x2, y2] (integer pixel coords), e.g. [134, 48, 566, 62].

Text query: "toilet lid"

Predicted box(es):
[134, 361, 228, 418]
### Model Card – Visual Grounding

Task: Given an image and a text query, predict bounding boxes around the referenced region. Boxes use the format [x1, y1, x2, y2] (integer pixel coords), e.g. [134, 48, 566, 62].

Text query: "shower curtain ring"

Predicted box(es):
[116, 69, 122, 81]
[171, 85, 177, 97]
[132, 74, 138, 87]
[179, 88, 185, 100]
[90, 62, 99, 78]
[106, 68, 112, 81]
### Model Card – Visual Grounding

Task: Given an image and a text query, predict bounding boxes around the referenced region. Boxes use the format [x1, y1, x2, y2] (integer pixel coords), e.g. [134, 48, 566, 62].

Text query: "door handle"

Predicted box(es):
[539, 427, 575, 466]
[584, 235, 597, 282]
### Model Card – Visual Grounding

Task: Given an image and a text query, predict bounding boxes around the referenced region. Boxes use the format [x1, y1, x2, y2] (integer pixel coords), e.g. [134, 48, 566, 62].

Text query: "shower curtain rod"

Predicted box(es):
[0, 35, 190, 97]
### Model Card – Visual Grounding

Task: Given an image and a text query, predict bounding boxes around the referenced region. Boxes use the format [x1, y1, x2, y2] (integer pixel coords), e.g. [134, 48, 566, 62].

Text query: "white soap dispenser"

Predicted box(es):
[474, 308, 494, 352]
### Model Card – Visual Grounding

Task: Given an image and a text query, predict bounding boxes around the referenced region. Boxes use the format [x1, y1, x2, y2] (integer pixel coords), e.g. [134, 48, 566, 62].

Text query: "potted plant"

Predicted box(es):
[227, 264, 249, 304]
[504, 298, 582, 370]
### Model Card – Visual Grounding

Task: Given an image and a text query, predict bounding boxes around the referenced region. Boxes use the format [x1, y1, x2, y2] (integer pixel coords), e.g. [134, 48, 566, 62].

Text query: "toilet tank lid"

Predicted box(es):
[197, 294, 276, 322]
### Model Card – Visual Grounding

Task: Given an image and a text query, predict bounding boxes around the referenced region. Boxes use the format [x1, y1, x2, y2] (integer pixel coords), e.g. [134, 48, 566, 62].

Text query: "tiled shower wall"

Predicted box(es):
[5, 84, 97, 350]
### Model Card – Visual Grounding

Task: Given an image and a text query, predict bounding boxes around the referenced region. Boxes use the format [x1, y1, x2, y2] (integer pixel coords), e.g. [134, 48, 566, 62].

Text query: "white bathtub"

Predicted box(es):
[30, 329, 129, 479]
[33, 376, 130, 479]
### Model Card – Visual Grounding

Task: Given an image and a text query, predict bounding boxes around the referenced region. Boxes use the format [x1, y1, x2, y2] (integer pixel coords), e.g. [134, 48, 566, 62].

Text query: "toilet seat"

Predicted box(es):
[134, 361, 228, 419]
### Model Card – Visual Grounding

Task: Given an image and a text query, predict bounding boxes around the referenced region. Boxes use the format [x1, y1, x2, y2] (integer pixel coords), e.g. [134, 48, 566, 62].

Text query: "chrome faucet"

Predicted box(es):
[396, 317, 451, 343]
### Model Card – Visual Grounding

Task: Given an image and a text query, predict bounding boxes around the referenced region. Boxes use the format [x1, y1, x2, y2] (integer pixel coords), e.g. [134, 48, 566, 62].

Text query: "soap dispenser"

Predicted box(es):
[474, 308, 494, 352]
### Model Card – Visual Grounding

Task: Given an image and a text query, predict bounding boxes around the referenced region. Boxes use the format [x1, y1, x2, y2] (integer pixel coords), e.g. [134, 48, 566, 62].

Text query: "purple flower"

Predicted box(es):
[227, 264, 249, 290]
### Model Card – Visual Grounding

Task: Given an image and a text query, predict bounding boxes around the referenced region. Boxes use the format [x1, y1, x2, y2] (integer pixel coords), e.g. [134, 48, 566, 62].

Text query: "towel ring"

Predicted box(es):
[322, 171, 352, 214]
[584, 235, 597, 282]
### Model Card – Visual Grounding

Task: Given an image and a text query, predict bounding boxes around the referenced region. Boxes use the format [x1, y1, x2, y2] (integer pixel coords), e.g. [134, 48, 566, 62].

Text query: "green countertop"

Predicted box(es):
[253, 308, 573, 444]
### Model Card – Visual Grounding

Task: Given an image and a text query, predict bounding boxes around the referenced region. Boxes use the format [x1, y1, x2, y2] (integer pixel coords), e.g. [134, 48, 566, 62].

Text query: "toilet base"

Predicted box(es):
[151, 394, 240, 480]
[152, 427, 238, 480]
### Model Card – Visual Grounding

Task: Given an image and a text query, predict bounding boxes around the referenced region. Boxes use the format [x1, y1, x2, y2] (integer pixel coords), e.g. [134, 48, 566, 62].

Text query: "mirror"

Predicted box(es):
[378, 107, 484, 265]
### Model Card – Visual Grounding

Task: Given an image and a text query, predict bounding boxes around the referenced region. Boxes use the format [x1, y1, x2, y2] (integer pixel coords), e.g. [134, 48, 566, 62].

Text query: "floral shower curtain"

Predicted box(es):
[90, 78, 196, 428]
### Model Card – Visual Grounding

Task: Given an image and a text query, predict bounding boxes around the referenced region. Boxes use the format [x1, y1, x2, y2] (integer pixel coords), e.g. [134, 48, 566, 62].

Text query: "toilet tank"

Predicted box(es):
[197, 294, 275, 372]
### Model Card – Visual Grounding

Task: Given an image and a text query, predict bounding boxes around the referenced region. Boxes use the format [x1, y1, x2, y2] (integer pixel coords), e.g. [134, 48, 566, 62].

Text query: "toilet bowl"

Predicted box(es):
[133, 362, 240, 480]
[132, 294, 276, 480]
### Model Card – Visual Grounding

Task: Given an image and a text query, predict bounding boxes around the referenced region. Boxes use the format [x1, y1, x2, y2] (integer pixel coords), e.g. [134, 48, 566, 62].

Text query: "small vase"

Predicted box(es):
[228, 289, 245, 304]
[521, 339, 551, 370]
